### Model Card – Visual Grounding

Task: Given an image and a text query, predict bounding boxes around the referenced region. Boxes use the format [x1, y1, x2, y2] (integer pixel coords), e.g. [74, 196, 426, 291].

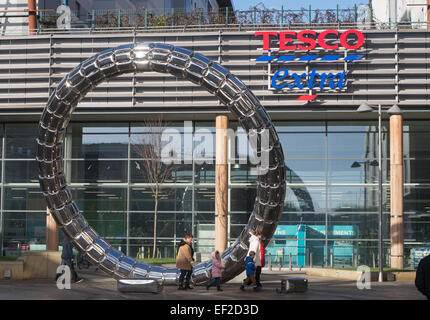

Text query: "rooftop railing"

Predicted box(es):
[1, 6, 429, 36]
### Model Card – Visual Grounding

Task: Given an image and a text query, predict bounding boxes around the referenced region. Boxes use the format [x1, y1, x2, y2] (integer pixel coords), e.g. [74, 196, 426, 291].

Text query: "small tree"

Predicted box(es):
[132, 115, 179, 258]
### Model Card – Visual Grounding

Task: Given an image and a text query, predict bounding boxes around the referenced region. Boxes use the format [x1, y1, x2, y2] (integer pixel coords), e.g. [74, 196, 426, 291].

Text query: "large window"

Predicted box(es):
[230, 120, 392, 268]
[402, 121, 430, 268]
[0, 119, 428, 269]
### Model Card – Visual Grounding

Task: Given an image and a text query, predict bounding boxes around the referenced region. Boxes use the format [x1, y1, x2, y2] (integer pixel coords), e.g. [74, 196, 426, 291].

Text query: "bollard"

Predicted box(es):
[289, 253, 292, 271]
[330, 251, 333, 268]
[269, 253, 272, 271]
[310, 253, 313, 268]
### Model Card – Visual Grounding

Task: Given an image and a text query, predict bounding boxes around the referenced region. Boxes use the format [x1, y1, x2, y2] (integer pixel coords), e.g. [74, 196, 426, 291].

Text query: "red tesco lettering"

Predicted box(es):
[255, 30, 364, 51]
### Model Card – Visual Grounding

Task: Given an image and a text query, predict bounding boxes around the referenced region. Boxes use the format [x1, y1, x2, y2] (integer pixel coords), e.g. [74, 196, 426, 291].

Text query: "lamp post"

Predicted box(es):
[356, 102, 402, 282]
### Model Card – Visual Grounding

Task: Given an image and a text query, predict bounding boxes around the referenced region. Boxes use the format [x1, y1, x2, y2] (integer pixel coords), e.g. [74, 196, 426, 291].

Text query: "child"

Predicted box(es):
[240, 251, 257, 291]
[206, 250, 225, 291]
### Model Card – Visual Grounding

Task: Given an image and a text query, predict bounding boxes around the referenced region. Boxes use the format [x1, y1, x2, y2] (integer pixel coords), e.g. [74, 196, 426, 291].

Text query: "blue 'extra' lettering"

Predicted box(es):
[271, 68, 347, 90]
[271, 69, 289, 89]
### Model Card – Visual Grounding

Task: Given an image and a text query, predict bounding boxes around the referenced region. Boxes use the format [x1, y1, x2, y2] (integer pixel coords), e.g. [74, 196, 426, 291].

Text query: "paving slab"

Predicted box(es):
[0, 267, 425, 300]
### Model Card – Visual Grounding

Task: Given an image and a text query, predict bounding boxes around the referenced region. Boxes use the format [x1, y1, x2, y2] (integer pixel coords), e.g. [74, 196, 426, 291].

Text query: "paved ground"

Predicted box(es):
[0, 266, 425, 300]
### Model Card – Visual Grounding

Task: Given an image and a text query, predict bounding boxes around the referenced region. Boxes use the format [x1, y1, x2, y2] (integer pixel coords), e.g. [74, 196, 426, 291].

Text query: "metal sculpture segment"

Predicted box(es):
[37, 43, 286, 285]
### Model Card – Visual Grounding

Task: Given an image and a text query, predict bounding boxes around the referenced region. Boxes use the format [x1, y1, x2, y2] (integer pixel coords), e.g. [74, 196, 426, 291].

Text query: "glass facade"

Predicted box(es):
[1, 120, 429, 269]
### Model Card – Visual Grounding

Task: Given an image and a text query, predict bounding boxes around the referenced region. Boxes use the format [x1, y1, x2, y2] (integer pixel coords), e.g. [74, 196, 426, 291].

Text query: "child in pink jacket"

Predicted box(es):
[206, 250, 225, 291]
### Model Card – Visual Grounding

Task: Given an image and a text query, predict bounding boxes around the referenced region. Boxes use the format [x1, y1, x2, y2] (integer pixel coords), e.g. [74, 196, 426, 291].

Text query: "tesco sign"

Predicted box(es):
[255, 30, 365, 51]
[254, 29, 365, 101]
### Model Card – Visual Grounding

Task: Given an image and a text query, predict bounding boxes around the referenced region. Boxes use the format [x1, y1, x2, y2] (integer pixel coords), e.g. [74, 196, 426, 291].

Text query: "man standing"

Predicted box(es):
[415, 253, 430, 300]
[57, 236, 83, 283]
[176, 233, 194, 290]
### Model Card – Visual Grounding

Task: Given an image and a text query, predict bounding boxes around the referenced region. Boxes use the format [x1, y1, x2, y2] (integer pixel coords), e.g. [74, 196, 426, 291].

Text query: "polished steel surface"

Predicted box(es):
[117, 279, 161, 293]
[37, 43, 286, 285]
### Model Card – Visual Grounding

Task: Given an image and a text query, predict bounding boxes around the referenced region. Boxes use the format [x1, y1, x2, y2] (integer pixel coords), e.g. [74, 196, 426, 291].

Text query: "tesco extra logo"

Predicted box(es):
[254, 30, 365, 101]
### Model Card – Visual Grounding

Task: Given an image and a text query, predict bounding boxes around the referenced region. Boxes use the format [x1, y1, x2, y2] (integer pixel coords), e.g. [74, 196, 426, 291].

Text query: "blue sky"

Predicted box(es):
[232, 0, 367, 11]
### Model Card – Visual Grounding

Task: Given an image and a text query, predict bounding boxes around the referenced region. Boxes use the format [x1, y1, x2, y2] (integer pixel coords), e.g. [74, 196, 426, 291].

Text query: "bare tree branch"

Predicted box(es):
[132, 115, 180, 258]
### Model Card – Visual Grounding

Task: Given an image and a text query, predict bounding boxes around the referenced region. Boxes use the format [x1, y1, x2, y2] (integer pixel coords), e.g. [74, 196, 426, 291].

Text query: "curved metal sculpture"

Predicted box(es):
[37, 43, 286, 285]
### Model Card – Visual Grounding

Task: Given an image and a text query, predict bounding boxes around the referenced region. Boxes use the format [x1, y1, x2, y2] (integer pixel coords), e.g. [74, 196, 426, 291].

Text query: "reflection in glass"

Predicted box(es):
[84, 211, 126, 239]
[279, 213, 326, 225]
[130, 187, 191, 212]
[280, 133, 325, 159]
[328, 132, 387, 159]
[68, 123, 128, 159]
[403, 132, 430, 159]
[404, 186, 430, 217]
[4, 187, 45, 211]
[273, 121, 325, 132]
[194, 187, 215, 212]
[328, 159, 383, 184]
[68, 160, 127, 183]
[230, 163, 258, 184]
[231, 188, 257, 212]
[230, 212, 251, 225]
[327, 121, 387, 132]
[2, 211, 47, 254]
[131, 160, 192, 183]
[327, 213, 381, 239]
[194, 162, 215, 184]
[131, 122, 186, 133]
[130, 132, 187, 160]
[403, 214, 430, 242]
[129, 212, 192, 239]
[284, 187, 325, 213]
[328, 186, 389, 213]
[4, 160, 38, 183]
[71, 187, 126, 213]
[5, 123, 38, 159]
[286, 160, 325, 184]
[230, 225, 246, 239]
[128, 238, 180, 261]
[404, 160, 430, 184]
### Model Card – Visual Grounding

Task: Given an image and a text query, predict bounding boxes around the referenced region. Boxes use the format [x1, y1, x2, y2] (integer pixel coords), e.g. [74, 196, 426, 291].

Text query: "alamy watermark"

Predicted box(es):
[159, 121, 272, 175]
[56, 5, 71, 30]
[356, 265, 371, 290]
[56, 265, 71, 290]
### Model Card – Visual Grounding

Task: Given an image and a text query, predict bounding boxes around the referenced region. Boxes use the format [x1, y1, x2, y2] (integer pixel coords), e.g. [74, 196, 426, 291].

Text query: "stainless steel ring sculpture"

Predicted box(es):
[37, 43, 286, 285]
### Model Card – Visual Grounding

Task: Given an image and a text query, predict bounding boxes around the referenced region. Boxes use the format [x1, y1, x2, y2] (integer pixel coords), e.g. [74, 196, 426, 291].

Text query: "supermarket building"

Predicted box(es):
[0, 25, 429, 270]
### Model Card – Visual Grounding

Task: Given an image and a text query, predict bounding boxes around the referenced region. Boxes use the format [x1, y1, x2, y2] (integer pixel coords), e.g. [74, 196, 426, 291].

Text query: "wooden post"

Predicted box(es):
[215, 115, 228, 253]
[46, 207, 59, 251]
[390, 114, 404, 269]
[28, 0, 37, 35]
[428, 0, 430, 29]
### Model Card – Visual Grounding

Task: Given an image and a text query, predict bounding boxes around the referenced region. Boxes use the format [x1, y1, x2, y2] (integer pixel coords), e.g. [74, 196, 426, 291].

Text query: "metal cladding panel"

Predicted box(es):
[0, 30, 429, 113]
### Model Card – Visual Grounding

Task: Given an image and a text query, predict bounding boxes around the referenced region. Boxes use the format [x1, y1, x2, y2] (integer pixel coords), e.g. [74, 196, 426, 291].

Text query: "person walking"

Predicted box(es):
[206, 250, 225, 291]
[176, 233, 194, 290]
[240, 251, 257, 291]
[247, 229, 265, 289]
[415, 253, 430, 300]
[56, 236, 83, 283]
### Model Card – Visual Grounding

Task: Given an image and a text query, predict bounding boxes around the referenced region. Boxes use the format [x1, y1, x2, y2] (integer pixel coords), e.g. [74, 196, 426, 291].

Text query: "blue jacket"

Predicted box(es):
[245, 256, 256, 276]
[61, 237, 74, 260]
